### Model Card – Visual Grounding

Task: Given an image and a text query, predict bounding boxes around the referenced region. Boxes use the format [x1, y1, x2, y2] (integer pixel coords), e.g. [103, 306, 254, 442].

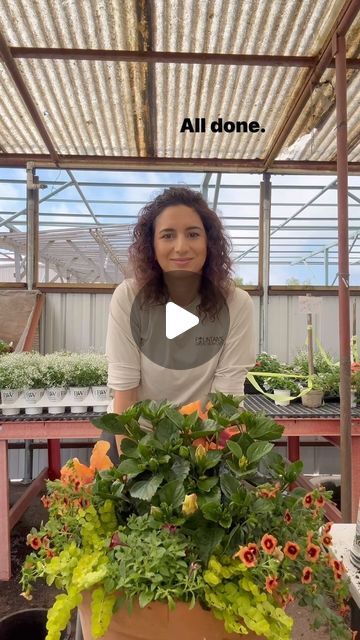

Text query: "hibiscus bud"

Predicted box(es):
[182, 493, 198, 516]
[239, 455, 248, 470]
[195, 444, 206, 462]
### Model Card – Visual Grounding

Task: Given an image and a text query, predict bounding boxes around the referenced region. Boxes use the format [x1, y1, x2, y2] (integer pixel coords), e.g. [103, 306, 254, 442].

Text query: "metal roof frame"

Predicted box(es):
[0, 0, 359, 172]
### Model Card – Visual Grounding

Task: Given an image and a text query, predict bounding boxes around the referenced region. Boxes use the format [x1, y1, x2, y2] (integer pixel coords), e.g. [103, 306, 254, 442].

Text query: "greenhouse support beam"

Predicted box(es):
[26, 166, 39, 290]
[324, 248, 329, 286]
[259, 173, 271, 352]
[334, 32, 352, 523]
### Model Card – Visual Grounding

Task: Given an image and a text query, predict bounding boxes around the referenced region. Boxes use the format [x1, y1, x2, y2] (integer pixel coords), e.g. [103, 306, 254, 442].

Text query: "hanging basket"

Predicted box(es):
[78, 591, 265, 640]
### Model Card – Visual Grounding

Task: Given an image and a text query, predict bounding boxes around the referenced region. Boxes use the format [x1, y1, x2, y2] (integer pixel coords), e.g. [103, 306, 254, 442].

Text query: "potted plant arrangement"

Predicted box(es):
[43, 353, 71, 414]
[86, 353, 110, 412]
[21, 393, 355, 640]
[300, 374, 328, 409]
[292, 350, 340, 405]
[245, 353, 282, 394]
[64, 353, 99, 414]
[0, 353, 29, 415]
[20, 352, 47, 415]
[264, 376, 301, 407]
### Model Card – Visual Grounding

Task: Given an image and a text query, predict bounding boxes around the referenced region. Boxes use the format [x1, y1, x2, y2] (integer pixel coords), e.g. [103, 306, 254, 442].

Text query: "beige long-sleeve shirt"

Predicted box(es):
[106, 278, 256, 410]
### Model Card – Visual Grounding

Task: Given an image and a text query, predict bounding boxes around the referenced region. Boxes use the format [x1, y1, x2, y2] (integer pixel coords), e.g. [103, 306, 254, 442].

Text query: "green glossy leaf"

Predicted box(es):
[226, 440, 243, 458]
[284, 460, 304, 483]
[220, 473, 243, 499]
[158, 479, 185, 508]
[163, 407, 184, 428]
[202, 450, 222, 471]
[91, 413, 130, 435]
[169, 456, 190, 482]
[120, 438, 141, 458]
[197, 477, 219, 492]
[139, 591, 153, 608]
[154, 418, 181, 444]
[129, 474, 164, 501]
[191, 418, 219, 439]
[192, 526, 224, 565]
[117, 459, 144, 477]
[246, 441, 274, 464]
[239, 411, 284, 441]
[251, 498, 276, 514]
[198, 486, 221, 508]
[201, 502, 222, 522]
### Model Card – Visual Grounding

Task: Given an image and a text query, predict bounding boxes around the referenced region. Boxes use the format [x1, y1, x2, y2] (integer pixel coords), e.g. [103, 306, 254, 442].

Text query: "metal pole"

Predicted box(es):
[324, 247, 329, 285]
[259, 173, 271, 352]
[333, 32, 352, 522]
[26, 165, 39, 290]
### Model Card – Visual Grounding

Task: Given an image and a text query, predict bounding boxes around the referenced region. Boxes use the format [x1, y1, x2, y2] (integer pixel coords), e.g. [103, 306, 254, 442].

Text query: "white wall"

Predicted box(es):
[40, 291, 359, 360]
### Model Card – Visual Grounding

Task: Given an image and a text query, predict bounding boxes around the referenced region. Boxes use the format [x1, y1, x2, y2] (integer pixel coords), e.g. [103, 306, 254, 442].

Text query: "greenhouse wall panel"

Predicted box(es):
[41, 292, 359, 361]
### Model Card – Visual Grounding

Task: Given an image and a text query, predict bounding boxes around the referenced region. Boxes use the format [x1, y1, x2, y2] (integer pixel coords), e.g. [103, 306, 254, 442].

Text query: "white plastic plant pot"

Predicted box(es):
[46, 387, 67, 414]
[1, 388, 21, 416]
[273, 388, 291, 406]
[23, 389, 45, 415]
[91, 385, 110, 412]
[69, 386, 90, 414]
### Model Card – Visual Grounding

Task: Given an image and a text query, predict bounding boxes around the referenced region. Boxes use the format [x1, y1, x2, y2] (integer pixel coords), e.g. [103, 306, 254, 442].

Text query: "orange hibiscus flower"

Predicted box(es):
[179, 400, 212, 421]
[60, 440, 113, 486]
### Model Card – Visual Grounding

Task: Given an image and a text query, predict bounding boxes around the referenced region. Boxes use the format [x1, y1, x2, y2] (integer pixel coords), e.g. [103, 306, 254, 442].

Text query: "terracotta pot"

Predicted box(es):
[78, 591, 265, 640]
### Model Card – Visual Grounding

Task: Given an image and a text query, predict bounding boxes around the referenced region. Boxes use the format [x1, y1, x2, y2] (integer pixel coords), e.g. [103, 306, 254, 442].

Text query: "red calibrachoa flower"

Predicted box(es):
[321, 533, 333, 547]
[261, 534, 278, 555]
[323, 521, 333, 534]
[233, 545, 257, 568]
[306, 543, 321, 563]
[257, 482, 281, 499]
[41, 495, 51, 509]
[247, 542, 259, 557]
[283, 509, 292, 524]
[303, 492, 313, 508]
[275, 591, 295, 608]
[315, 494, 325, 507]
[339, 602, 351, 617]
[265, 576, 279, 593]
[26, 535, 41, 550]
[301, 566, 313, 584]
[306, 530, 314, 544]
[283, 541, 300, 560]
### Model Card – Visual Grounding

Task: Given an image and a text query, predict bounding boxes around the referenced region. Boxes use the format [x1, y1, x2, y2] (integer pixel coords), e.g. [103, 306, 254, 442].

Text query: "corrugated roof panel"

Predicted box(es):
[12, 59, 145, 155]
[0, 62, 47, 153]
[156, 63, 307, 159]
[154, 0, 345, 56]
[0, 0, 139, 49]
[277, 68, 360, 162]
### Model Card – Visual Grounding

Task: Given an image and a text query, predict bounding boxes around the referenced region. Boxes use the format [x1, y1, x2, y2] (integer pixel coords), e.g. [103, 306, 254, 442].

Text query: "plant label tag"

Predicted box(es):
[298, 296, 322, 314]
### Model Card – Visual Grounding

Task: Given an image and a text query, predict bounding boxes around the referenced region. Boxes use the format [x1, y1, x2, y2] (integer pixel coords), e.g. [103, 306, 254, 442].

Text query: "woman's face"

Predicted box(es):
[153, 205, 207, 274]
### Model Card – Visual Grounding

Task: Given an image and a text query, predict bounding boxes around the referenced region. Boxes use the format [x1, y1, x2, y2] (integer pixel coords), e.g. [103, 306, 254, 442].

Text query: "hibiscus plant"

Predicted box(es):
[21, 392, 354, 640]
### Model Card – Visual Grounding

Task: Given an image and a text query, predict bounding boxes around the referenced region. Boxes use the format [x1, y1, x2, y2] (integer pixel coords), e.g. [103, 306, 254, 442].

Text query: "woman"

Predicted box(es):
[105, 186, 256, 455]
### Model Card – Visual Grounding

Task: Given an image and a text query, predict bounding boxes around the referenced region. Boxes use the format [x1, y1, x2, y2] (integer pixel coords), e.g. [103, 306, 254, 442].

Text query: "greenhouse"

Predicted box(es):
[0, 1, 360, 639]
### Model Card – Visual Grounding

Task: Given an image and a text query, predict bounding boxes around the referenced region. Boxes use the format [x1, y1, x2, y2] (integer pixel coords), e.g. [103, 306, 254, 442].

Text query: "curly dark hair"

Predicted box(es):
[128, 186, 235, 321]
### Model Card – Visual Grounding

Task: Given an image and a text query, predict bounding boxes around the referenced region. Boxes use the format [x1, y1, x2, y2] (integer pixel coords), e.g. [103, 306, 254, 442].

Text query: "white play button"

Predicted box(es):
[165, 301, 199, 339]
